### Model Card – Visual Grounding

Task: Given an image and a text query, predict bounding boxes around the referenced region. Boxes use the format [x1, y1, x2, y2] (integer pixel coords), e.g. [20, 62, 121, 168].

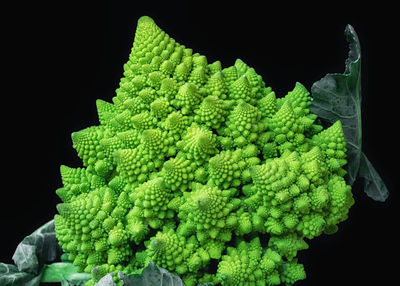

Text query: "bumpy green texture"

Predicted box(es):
[54, 16, 354, 285]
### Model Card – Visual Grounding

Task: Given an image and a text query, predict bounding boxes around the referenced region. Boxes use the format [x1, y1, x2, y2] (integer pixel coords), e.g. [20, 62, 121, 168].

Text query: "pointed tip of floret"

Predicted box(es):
[151, 176, 165, 189]
[234, 58, 249, 76]
[275, 99, 294, 116]
[150, 237, 165, 250]
[112, 149, 126, 164]
[209, 155, 222, 169]
[137, 15, 155, 25]
[266, 91, 276, 100]
[141, 128, 160, 142]
[163, 159, 176, 173]
[56, 203, 70, 216]
[232, 74, 250, 86]
[134, 16, 163, 50]
[316, 120, 345, 141]
[235, 58, 246, 65]
[331, 120, 343, 130]
[202, 95, 219, 107]
[211, 70, 223, 78]
[295, 81, 307, 90]
[96, 98, 108, 109]
[281, 99, 293, 109]
[71, 129, 86, 146]
[60, 165, 74, 179]
[236, 99, 252, 110]
[248, 164, 262, 177]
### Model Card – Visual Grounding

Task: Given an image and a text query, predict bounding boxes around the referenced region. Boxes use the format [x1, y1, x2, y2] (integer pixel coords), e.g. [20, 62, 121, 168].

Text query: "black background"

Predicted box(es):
[2, 1, 398, 285]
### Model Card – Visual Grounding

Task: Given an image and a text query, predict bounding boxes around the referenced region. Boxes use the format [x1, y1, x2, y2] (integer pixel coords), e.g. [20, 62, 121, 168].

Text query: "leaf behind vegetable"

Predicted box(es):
[310, 24, 389, 201]
[359, 152, 389, 201]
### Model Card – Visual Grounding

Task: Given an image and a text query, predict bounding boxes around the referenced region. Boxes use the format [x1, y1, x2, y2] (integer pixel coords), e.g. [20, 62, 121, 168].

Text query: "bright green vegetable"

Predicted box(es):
[53, 16, 357, 285]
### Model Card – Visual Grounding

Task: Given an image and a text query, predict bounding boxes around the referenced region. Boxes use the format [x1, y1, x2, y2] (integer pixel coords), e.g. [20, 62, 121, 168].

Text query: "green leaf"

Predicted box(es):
[0, 220, 64, 286]
[310, 24, 362, 185]
[310, 24, 389, 201]
[359, 152, 389, 201]
[118, 262, 184, 286]
[41, 262, 91, 285]
[12, 244, 38, 274]
[0, 263, 40, 286]
[12, 219, 62, 274]
[1, 220, 93, 286]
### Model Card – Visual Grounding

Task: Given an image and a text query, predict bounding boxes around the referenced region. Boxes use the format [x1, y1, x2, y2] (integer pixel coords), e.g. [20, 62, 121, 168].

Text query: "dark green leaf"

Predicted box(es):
[310, 24, 362, 185]
[0, 263, 41, 286]
[12, 244, 38, 274]
[118, 262, 184, 286]
[0, 220, 64, 286]
[359, 152, 389, 201]
[310, 24, 388, 201]
[12, 219, 62, 274]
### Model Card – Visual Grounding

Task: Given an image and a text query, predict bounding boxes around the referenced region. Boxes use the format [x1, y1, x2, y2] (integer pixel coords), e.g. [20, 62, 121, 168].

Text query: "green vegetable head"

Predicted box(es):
[53, 15, 356, 286]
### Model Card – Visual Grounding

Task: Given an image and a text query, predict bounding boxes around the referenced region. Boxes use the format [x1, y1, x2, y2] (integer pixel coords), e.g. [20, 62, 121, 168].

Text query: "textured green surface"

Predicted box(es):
[52, 16, 356, 285]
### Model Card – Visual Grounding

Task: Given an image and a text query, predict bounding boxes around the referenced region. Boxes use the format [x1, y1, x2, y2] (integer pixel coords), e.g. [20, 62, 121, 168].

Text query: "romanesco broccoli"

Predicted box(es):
[54, 15, 354, 286]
